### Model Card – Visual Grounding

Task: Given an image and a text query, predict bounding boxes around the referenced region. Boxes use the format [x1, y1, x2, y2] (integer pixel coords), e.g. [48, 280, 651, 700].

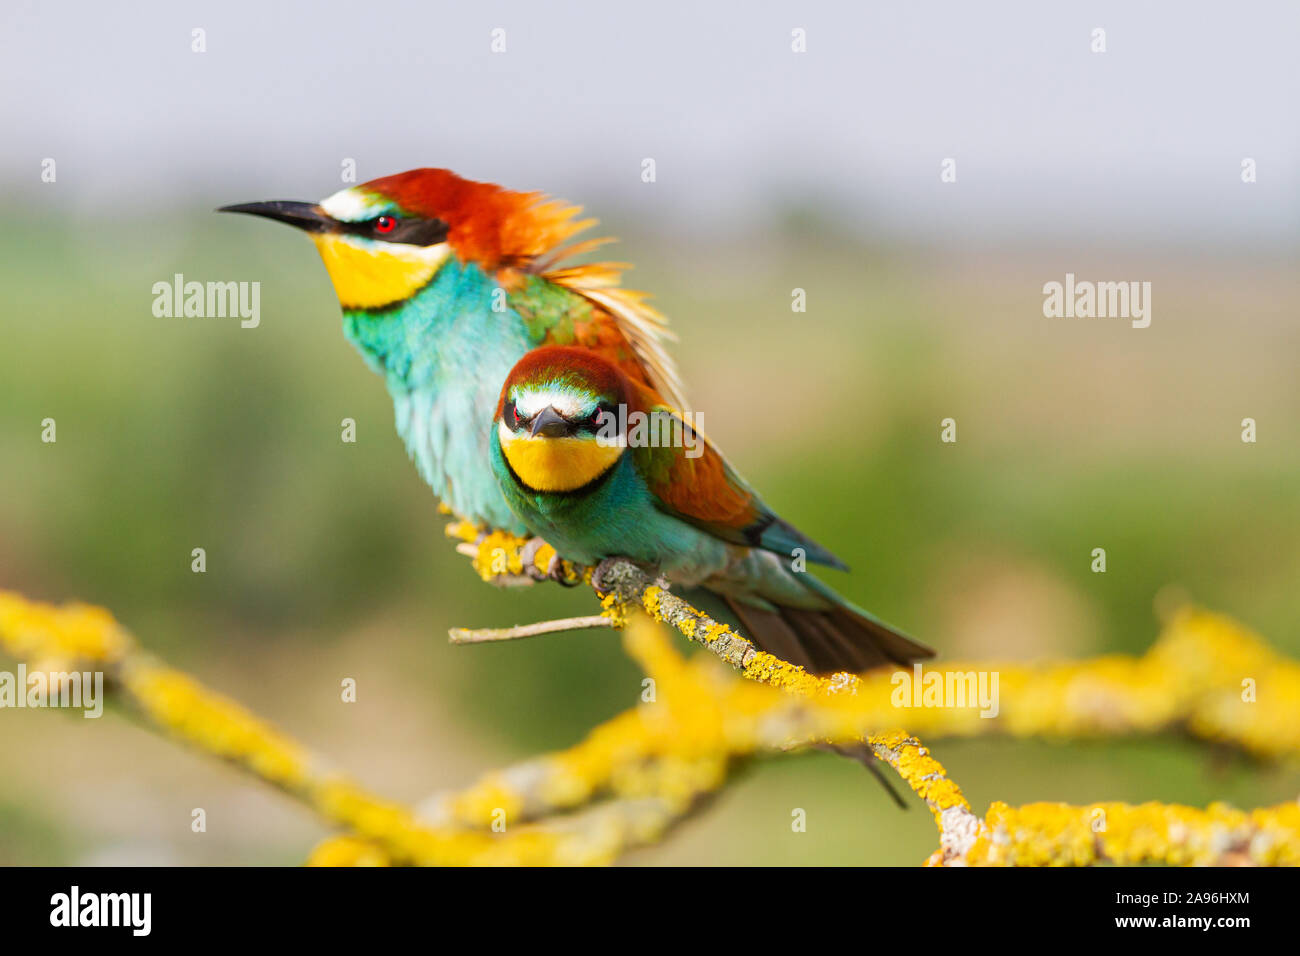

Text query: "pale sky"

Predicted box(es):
[3, 0, 1297, 243]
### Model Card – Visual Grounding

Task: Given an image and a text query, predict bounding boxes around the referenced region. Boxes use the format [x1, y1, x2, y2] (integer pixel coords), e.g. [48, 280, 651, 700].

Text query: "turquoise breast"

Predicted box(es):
[341, 259, 535, 533]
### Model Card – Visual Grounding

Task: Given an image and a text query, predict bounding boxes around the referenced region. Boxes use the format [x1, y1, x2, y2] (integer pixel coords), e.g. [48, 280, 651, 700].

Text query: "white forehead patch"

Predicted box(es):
[512, 387, 588, 419]
[319, 187, 390, 222]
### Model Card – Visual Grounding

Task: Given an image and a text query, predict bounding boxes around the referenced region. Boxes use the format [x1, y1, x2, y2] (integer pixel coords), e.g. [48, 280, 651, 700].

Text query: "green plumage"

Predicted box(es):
[490, 347, 934, 675]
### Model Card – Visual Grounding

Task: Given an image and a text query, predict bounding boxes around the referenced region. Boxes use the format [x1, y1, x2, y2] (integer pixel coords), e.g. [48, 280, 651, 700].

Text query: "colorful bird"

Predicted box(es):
[490, 345, 933, 675]
[219, 169, 684, 534]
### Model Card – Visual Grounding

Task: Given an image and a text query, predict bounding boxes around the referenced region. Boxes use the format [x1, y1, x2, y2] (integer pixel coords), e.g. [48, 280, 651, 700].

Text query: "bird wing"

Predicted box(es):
[631, 396, 848, 571]
[541, 262, 686, 412]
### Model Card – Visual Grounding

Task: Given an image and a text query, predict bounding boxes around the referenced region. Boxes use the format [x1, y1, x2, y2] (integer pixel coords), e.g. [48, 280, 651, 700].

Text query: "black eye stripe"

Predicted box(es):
[337, 216, 450, 246]
[576, 403, 616, 434]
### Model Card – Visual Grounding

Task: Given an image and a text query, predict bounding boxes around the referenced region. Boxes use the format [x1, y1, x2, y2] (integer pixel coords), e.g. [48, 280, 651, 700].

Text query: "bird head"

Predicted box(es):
[495, 346, 630, 493]
[219, 168, 594, 311]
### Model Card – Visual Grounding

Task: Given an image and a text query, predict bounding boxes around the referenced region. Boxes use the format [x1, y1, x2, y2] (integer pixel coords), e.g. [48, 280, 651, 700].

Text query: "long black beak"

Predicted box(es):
[529, 407, 573, 438]
[216, 200, 335, 233]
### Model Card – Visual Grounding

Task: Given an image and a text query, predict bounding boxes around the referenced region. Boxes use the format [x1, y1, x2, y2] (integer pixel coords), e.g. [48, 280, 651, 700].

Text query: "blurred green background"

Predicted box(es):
[1, 206, 1297, 864]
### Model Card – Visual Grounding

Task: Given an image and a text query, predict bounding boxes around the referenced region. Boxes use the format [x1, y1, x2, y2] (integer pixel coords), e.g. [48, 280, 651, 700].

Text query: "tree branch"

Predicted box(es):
[5, 583, 1299, 867]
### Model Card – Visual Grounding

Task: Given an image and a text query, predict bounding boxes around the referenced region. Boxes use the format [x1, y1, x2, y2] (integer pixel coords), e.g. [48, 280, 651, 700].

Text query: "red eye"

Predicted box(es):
[375, 216, 396, 234]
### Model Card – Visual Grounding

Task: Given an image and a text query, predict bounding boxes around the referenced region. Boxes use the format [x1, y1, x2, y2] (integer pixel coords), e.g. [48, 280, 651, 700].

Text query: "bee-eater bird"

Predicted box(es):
[219, 169, 684, 535]
[489, 345, 933, 675]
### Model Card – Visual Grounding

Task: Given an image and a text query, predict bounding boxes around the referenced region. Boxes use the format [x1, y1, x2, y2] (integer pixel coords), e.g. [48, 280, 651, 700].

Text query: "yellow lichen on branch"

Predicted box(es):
[3, 584, 1299, 866]
[965, 799, 1300, 867]
[0, 590, 684, 865]
[454, 534, 1300, 759]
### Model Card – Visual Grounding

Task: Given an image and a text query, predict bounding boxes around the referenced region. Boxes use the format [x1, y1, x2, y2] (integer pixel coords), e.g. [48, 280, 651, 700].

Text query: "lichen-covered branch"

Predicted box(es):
[3, 583, 1299, 866]
[0, 591, 705, 865]
[961, 799, 1300, 867]
[446, 521, 855, 689]
[446, 525, 1300, 760]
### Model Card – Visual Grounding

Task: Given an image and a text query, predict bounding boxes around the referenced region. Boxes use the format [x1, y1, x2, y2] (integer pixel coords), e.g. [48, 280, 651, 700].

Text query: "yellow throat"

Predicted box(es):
[499, 425, 623, 492]
[310, 234, 451, 310]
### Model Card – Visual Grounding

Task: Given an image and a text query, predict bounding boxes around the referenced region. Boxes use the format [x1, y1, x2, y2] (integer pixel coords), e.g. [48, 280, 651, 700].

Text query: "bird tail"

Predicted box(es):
[723, 579, 932, 676]
[720, 577, 932, 807]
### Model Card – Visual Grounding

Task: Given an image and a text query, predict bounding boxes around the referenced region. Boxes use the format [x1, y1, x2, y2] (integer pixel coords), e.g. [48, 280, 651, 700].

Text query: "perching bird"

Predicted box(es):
[219, 169, 684, 535]
[221, 170, 931, 678]
[489, 345, 933, 675]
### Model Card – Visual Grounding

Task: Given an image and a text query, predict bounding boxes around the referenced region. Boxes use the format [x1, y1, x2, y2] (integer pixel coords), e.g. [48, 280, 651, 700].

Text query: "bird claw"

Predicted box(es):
[520, 536, 582, 587]
[547, 556, 582, 587]
[520, 537, 550, 581]
[591, 556, 630, 596]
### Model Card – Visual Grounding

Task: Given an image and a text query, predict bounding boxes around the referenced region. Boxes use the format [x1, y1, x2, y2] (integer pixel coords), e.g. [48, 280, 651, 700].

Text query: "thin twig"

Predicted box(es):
[448, 615, 615, 645]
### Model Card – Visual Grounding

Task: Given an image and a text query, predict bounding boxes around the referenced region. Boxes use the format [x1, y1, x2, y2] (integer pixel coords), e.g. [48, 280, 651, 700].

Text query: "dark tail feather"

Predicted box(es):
[723, 596, 933, 676]
[721, 597, 931, 809]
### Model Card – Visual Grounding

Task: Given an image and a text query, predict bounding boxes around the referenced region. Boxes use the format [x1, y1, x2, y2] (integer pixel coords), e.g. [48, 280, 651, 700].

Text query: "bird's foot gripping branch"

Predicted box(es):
[446, 520, 777, 675]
